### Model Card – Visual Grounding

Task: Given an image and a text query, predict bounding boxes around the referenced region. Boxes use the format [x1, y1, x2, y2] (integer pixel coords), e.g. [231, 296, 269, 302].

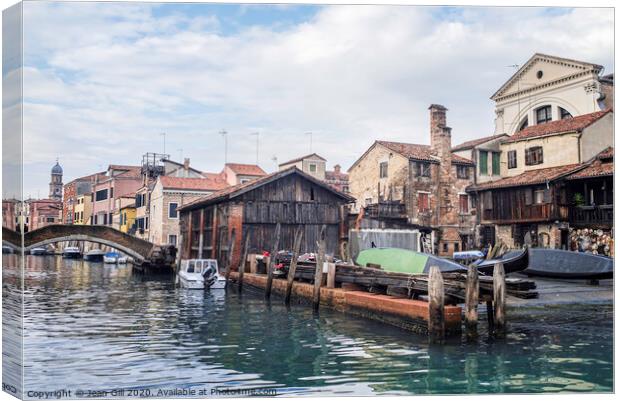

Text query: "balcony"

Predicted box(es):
[364, 201, 407, 220]
[482, 203, 569, 224]
[569, 205, 613, 228]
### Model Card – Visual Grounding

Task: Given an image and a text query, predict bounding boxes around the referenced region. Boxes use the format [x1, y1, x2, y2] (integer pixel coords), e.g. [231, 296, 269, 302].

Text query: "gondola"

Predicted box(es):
[356, 248, 468, 274]
[473, 246, 529, 275]
[522, 248, 613, 279]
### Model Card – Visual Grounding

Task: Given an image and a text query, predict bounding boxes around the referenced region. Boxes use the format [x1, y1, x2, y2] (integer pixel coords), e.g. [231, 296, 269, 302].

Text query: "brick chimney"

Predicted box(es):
[429, 104, 448, 152]
[334, 164, 341, 174]
[183, 158, 190, 170]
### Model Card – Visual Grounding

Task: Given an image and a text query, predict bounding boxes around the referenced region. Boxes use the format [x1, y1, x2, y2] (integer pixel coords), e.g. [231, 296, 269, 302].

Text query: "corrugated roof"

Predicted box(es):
[159, 176, 229, 191]
[503, 109, 612, 143]
[179, 167, 354, 212]
[452, 134, 508, 151]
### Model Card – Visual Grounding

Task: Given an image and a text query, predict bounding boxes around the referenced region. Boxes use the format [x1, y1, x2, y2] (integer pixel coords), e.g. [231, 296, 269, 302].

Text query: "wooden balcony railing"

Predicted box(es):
[569, 205, 613, 227]
[482, 203, 569, 224]
[364, 202, 407, 220]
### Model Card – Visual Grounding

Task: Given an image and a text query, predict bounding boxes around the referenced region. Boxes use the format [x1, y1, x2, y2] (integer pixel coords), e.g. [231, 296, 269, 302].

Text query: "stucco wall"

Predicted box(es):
[500, 133, 581, 177]
[581, 112, 614, 161]
[494, 71, 603, 135]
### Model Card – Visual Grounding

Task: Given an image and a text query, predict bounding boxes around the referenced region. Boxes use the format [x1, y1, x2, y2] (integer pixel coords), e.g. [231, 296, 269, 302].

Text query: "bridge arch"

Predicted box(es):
[3, 225, 160, 263]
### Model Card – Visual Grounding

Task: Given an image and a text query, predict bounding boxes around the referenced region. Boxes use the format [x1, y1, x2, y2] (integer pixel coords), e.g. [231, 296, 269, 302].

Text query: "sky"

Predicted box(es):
[2, 2, 615, 198]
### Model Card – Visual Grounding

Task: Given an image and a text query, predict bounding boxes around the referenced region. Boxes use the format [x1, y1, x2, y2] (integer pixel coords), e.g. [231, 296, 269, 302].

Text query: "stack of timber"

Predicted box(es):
[294, 262, 538, 300]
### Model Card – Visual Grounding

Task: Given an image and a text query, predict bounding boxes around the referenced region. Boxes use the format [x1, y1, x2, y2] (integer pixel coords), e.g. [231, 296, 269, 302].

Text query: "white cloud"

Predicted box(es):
[16, 3, 614, 197]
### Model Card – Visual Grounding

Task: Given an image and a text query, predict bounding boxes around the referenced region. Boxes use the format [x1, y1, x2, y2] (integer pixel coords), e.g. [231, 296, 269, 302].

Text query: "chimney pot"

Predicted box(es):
[183, 158, 190, 170]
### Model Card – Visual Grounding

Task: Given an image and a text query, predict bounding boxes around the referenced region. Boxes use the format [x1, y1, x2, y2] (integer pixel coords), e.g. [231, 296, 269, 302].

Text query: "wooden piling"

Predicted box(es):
[224, 228, 236, 282]
[486, 300, 494, 334]
[264, 222, 281, 299]
[493, 262, 506, 337]
[284, 225, 304, 305]
[312, 225, 327, 311]
[237, 231, 250, 290]
[326, 262, 336, 289]
[428, 265, 445, 344]
[465, 263, 479, 341]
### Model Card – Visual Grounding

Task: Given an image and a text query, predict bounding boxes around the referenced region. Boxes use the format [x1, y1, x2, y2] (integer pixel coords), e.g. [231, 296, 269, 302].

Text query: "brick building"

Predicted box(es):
[29, 199, 62, 231]
[325, 164, 349, 193]
[63, 171, 106, 224]
[2, 199, 18, 230]
[348, 105, 476, 256]
[220, 163, 267, 185]
[91, 165, 143, 226]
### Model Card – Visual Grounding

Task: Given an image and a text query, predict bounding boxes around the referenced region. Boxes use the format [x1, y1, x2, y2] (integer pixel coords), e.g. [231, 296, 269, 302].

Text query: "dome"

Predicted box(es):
[51, 161, 63, 175]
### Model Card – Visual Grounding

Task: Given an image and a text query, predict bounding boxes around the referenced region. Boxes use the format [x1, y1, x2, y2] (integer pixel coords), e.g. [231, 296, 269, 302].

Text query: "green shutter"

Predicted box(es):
[492, 152, 500, 175]
[479, 151, 488, 175]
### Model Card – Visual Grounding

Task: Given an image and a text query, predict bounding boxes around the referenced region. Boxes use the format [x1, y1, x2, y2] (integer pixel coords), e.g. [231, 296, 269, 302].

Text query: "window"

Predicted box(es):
[525, 146, 543, 166]
[109, 213, 113, 225]
[168, 234, 177, 246]
[518, 118, 529, 131]
[342, 185, 349, 193]
[145, 216, 149, 230]
[456, 165, 469, 179]
[46, 217, 55, 223]
[109, 187, 114, 199]
[95, 189, 108, 201]
[454, 242, 460, 252]
[479, 151, 488, 175]
[94, 215, 98, 225]
[168, 202, 179, 219]
[418, 162, 431, 177]
[483, 191, 493, 210]
[135, 194, 142, 207]
[309, 163, 317, 173]
[417, 192, 430, 213]
[459, 194, 469, 214]
[379, 161, 388, 178]
[536, 105, 552, 124]
[239, 178, 250, 184]
[507, 150, 517, 169]
[559, 107, 572, 120]
[534, 189, 544, 204]
[103, 214, 108, 225]
[443, 242, 448, 253]
[490, 152, 500, 175]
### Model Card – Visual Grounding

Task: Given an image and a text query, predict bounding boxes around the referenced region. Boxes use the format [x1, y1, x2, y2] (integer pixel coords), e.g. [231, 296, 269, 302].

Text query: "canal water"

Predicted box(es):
[3, 255, 614, 396]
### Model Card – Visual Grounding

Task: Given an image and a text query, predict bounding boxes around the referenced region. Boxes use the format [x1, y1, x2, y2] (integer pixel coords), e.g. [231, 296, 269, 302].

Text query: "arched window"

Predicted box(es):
[518, 117, 529, 131]
[536, 105, 552, 124]
[559, 107, 573, 120]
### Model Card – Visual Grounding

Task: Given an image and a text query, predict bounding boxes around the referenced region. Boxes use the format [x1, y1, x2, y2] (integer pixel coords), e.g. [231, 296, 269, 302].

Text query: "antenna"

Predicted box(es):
[220, 129, 228, 165]
[177, 148, 183, 161]
[305, 132, 313, 153]
[160, 132, 166, 155]
[271, 155, 278, 169]
[250, 132, 260, 165]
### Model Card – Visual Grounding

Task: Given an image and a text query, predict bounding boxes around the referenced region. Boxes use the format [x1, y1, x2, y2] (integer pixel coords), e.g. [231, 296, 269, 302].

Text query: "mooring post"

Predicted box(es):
[224, 228, 236, 283]
[493, 262, 506, 338]
[265, 223, 281, 299]
[284, 225, 304, 305]
[326, 262, 336, 289]
[237, 231, 250, 290]
[428, 265, 445, 344]
[312, 225, 327, 311]
[465, 263, 479, 341]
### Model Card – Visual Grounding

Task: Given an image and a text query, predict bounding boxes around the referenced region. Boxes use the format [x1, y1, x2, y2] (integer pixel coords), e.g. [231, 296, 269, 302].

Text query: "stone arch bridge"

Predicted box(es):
[2, 224, 176, 267]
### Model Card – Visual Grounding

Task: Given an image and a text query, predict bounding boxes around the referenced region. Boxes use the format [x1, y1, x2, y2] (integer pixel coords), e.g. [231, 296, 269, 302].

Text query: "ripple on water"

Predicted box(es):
[5, 255, 612, 396]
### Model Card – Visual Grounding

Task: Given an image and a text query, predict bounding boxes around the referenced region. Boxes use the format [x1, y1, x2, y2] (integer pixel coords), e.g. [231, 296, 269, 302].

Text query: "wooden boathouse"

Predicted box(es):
[177, 167, 355, 269]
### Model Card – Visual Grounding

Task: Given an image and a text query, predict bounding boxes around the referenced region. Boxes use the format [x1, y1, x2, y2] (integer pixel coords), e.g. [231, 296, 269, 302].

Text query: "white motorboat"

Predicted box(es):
[177, 259, 226, 290]
[84, 248, 105, 262]
[104, 251, 129, 264]
[29, 247, 49, 256]
[62, 246, 82, 259]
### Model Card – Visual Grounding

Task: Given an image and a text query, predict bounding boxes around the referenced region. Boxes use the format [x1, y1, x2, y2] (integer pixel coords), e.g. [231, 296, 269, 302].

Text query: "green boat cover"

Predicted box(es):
[356, 248, 467, 274]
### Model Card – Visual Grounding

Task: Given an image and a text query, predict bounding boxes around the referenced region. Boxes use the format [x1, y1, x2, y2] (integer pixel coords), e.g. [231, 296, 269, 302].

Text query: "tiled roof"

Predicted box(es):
[225, 163, 267, 176]
[159, 176, 228, 191]
[67, 171, 107, 185]
[470, 164, 584, 190]
[567, 147, 614, 180]
[377, 140, 475, 165]
[279, 153, 327, 166]
[452, 134, 508, 151]
[504, 109, 612, 143]
[179, 167, 354, 211]
[109, 164, 140, 171]
[325, 170, 349, 182]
